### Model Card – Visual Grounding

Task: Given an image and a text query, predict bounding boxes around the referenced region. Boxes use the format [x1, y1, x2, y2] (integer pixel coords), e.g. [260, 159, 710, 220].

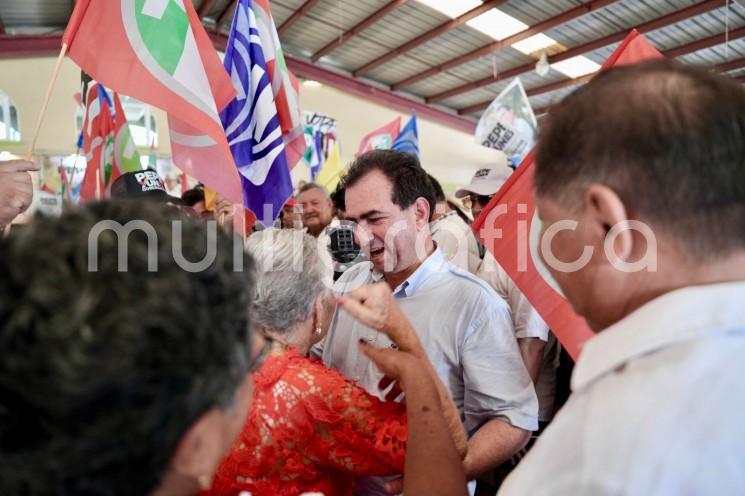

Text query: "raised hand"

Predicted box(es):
[338, 283, 422, 355]
[0, 160, 39, 228]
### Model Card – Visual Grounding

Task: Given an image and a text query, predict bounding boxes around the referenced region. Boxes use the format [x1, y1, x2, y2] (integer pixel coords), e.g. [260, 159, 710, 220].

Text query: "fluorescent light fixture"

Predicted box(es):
[302, 80, 323, 88]
[415, 0, 481, 18]
[512, 33, 557, 55]
[467, 9, 528, 40]
[551, 56, 601, 78]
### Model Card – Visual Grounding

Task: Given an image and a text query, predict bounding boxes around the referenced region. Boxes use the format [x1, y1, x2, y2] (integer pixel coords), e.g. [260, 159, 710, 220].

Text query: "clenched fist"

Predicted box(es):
[0, 160, 40, 228]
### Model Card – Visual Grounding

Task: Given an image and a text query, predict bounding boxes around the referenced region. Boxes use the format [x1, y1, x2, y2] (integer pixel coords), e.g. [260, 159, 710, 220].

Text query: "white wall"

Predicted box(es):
[0, 56, 503, 190]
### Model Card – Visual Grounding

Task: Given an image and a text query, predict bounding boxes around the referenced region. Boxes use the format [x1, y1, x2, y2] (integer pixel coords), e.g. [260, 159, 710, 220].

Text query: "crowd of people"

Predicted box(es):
[0, 60, 744, 495]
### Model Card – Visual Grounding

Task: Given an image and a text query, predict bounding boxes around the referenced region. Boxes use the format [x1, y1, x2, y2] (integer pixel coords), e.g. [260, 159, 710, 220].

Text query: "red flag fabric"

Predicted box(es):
[62, 0, 243, 205]
[80, 83, 115, 202]
[472, 30, 662, 360]
[356, 117, 401, 157]
[108, 92, 143, 187]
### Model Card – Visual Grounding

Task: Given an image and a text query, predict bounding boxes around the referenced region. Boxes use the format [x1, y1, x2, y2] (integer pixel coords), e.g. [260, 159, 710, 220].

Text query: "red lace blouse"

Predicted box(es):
[205, 349, 407, 496]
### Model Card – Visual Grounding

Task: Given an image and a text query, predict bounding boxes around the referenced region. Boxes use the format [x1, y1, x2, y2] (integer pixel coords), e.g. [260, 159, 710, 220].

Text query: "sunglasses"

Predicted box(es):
[461, 194, 494, 210]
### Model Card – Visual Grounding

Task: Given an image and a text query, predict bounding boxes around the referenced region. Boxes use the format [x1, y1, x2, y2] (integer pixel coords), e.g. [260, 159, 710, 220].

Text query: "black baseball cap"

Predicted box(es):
[110, 169, 183, 205]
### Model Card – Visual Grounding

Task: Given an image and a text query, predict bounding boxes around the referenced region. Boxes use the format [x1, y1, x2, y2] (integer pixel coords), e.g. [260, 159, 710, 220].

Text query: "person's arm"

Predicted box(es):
[463, 418, 530, 480]
[460, 297, 539, 479]
[518, 337, 546, 385]
[338, 284, 468, 458]
[361, 342, 468, 496]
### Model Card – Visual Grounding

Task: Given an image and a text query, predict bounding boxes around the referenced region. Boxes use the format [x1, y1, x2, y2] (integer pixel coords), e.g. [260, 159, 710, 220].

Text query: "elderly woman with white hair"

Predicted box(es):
[206, 230, 467, 496]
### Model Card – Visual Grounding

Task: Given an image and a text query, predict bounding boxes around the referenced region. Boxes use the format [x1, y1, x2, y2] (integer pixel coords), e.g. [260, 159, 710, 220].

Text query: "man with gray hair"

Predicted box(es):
[500, 61, 745, 494]
[297, 183, 335, 238]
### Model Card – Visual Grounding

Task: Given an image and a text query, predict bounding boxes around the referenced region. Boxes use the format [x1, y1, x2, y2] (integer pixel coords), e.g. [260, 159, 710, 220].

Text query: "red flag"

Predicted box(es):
[80, 83, 115, 202]
[472, 30, 662, 360]
[62, 0, 243, 205]
[110, 92, 143, 186]
[357, 117, 401, 157]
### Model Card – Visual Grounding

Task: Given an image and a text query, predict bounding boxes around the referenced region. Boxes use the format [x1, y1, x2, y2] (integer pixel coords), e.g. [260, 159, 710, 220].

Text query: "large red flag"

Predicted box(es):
[472, 30, 662, 360]
[62, 0, 243, 205]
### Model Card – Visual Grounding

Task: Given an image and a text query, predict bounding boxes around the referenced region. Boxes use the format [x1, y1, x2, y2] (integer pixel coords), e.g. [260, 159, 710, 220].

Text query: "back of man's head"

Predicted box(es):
[0, 202, 255, 494]
[536, 60, 745, 260]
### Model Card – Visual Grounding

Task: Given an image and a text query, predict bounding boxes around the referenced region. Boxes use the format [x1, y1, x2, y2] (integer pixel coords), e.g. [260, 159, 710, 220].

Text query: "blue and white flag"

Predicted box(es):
[392, 114, 419, 159]
[220, 0, 293, 226]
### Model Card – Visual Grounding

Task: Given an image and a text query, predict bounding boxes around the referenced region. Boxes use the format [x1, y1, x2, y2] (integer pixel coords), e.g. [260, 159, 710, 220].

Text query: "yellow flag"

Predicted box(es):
[316, 142, 342, 191]
[204, 186, 218, 212]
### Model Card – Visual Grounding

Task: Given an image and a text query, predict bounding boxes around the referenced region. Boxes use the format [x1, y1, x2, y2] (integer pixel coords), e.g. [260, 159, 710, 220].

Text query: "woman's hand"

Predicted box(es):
[358, 340, 422, 388]
[338, 283, 423, 355]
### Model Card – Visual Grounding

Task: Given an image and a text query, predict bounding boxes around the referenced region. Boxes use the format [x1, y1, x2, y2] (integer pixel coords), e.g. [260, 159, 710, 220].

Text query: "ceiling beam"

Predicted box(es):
[278, 0, 322, 35]
[0, 35, 63, 59]
[310, 0, 409, 62]
[458, 25, 745, 115]
[428, 0, 725, 104]
[215, 1, 236, 32]
[715, 56, 745, 73]
[208, 31, 477, 133]
[286, 55, 477, 134]
[198, 0, 217, 19]
[353, 0, 509, 77]
[392, 0, 617, 91]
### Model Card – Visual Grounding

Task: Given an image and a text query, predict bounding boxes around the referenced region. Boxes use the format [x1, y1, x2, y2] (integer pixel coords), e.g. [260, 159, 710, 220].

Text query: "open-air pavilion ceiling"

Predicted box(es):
[1, 0, 745, 132]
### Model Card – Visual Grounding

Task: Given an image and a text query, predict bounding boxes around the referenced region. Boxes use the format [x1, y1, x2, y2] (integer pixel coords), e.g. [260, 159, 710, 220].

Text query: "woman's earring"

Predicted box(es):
[314, 325, 322, 336]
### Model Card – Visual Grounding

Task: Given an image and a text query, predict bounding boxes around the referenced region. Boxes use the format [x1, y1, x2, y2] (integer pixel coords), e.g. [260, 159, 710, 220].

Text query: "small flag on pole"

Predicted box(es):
[109, 92, 143, 186]
[392, 114, 419, 159]
[79, 82, 115, 202]
[316, 142, 342, 191]
[357, 117, 401, 157]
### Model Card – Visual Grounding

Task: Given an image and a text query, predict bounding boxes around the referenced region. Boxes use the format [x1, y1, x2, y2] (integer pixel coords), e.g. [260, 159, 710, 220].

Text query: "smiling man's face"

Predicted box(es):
[344, 170, 421, 275]
[297, 187, 333, 236]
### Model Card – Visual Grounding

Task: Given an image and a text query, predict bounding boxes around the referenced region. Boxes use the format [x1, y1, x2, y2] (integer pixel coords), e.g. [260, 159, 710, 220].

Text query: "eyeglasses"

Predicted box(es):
[462, 194, 494, 210]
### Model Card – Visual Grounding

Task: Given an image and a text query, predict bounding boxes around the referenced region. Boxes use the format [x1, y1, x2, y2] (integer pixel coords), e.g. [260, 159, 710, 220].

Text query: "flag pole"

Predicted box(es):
[3, 43, 67, 238]
[26, 43, 69, 161]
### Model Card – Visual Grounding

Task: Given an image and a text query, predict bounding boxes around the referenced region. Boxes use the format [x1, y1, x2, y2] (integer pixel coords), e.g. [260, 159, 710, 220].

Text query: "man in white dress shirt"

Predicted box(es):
[317, 150, 538, 495]
[500, 60, 745, 495]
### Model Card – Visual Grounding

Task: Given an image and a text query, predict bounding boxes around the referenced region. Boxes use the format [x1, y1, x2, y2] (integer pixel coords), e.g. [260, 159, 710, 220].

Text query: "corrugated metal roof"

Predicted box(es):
[1, 0, 744, 122]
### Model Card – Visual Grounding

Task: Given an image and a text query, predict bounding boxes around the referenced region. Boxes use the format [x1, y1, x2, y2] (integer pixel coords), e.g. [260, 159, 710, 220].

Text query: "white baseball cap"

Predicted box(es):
[455, 155, 514, 198]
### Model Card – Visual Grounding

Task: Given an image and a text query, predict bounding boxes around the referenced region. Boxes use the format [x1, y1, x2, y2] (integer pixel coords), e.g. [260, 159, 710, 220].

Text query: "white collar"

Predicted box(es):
[370, 246, 447, 297]
[572, 280, 745, 392]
